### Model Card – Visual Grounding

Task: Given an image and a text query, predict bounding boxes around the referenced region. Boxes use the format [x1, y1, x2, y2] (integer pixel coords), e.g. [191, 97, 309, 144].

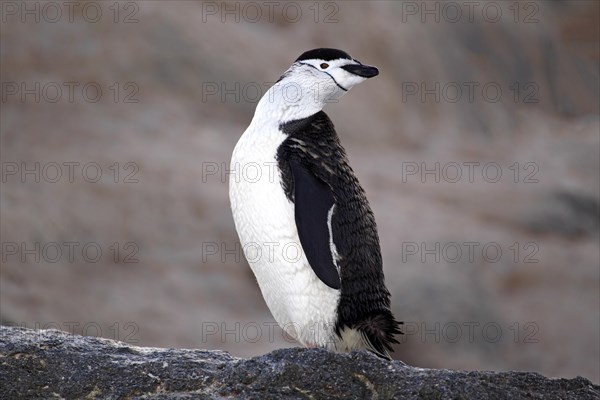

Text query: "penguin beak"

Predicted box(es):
[341, 63, 379, 78]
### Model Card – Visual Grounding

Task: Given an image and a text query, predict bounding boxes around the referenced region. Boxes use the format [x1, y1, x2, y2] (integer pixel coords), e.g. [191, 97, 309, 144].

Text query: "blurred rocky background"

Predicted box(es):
[1, 0, 598, 384]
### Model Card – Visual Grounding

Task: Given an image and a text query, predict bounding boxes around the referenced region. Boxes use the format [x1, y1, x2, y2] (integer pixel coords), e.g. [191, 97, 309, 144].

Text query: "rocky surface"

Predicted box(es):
[1, 327, 598, 400]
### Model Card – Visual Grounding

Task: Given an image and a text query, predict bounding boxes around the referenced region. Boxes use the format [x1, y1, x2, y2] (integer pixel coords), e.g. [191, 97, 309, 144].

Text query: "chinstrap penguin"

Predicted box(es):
[229, 48, 402, 359]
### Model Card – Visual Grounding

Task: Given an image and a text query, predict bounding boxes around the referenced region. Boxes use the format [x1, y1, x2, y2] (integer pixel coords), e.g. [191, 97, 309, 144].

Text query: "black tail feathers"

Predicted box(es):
[356, 310, 403, 360]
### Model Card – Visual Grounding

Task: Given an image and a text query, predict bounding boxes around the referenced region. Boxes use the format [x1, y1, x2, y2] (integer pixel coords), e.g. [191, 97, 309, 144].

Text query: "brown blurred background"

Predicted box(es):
[1, 0, 598, 383]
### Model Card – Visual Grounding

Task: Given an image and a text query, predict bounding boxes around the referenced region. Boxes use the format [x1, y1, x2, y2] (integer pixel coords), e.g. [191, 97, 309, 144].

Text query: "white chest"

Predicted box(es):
[228, 122, 340, 347]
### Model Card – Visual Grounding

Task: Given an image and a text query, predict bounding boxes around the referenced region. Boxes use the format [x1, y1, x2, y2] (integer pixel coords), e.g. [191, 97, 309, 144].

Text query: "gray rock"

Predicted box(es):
[1, 327, 597, 399]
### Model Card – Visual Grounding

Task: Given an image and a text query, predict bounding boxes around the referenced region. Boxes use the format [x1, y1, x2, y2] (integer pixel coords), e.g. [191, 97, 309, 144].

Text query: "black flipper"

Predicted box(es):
[290, 159, 340, 290]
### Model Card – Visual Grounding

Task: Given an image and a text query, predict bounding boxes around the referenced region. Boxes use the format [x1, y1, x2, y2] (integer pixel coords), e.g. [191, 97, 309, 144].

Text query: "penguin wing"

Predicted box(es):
[290, 160, 341, 290]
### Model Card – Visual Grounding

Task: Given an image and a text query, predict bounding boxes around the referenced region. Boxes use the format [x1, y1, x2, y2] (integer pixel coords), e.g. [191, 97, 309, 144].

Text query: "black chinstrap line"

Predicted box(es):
[298, 62, 348, 92]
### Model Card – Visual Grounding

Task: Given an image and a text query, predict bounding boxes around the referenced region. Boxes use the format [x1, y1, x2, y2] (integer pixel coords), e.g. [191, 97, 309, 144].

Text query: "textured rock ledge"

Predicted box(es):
[1, 327, 597, 399]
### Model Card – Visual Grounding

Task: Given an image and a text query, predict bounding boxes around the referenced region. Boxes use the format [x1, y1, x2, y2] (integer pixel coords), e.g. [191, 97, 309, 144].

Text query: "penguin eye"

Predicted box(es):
[320, 63, 329, 69]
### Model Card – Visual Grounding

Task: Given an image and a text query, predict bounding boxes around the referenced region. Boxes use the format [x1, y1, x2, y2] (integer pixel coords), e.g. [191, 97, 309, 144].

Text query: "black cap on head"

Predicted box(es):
[295, 48, 352, 62]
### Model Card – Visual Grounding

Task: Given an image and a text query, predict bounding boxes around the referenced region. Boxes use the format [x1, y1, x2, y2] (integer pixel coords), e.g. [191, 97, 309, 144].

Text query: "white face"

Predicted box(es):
[280, 57, 379, 106]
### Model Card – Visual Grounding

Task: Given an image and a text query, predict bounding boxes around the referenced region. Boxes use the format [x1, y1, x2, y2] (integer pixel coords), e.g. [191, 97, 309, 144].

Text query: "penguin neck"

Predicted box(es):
[253, 78, 327, 126]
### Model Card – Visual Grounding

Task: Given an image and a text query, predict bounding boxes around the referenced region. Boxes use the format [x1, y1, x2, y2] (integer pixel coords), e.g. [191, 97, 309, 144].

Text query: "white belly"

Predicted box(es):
[229, 122, 340, 347]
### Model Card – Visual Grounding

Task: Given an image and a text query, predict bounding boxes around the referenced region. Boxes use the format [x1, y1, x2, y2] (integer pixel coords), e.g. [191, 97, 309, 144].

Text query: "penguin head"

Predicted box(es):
[278, 48, 379, 106]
